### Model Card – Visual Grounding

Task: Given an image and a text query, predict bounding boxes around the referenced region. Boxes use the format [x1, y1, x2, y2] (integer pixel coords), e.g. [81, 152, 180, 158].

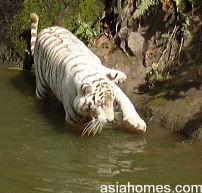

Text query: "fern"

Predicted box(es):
[173, 0, 196, 11]
[133, 0, 160, 19]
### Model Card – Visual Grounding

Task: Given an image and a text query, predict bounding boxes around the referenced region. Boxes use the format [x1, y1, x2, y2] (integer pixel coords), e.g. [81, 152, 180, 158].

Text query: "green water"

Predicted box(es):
[0, 64, 201, 193]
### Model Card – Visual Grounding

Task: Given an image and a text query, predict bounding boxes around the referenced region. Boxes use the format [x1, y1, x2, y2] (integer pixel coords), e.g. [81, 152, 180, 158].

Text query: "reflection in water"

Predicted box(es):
[95, 138, 147, 177]
[0, 64, 201, 193]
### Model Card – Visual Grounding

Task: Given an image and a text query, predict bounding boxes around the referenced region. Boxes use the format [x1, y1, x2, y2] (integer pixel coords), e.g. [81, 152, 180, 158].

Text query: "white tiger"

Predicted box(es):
[30, 13, 146, 136]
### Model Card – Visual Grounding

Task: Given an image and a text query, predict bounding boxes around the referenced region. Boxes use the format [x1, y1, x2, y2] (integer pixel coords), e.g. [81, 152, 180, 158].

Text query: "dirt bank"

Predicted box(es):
[92, 47, 202, 138]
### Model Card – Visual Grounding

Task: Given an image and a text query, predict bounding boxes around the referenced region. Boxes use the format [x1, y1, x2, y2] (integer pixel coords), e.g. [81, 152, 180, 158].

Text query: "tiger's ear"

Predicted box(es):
[81, 83, 92, 95]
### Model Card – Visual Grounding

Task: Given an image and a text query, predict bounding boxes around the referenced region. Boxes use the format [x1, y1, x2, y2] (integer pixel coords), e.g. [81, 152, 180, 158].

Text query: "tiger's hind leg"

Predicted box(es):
[35, 57, 49, 99]
[36, 76, 49, 99]
[36, 86, 48, 99]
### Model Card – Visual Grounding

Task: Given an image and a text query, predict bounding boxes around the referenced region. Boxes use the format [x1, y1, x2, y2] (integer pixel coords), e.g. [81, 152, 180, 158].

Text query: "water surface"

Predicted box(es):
[0, 63, 201, 193]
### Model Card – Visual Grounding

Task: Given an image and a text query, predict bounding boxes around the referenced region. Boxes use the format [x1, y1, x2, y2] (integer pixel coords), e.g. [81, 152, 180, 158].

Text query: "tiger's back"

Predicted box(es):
[34, 26, 104, 98]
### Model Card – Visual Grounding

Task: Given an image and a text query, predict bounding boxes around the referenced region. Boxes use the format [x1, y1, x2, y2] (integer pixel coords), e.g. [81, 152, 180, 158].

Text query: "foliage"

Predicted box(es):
[8, 0, 59, 34]
[146, 64, 166, 83]
[78, 0, 104, 24]
[161, 33, 171, 38]
[179, 13, 191, 35]
[6, 0, 104, 56]
[114, 0, 125, 14]
[6, 0, 60, 55]
[130, 0, 195, 48]
[75, 21, 99, 44]
[133, 0, 160, 19]
[173, 0, 196, 12]
[132, 0, 196, 19]
[75, 0, 103, 44]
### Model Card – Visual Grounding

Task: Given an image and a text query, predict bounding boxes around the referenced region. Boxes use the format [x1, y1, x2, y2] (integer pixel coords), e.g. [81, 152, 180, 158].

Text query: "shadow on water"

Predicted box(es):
[9, 71, 83, 135]
[20, 29, 33, 70]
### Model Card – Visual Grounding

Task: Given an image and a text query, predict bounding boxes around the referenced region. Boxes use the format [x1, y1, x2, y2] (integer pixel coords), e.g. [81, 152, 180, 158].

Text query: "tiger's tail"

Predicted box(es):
[30, 13, 39, 56]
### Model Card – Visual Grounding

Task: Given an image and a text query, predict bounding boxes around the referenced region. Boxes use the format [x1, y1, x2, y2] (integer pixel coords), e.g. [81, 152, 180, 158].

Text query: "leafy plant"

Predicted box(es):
[180, 13, 191, 35]
[132, 0, 196, 19]
[78, 0, 104, 23]
[133, 0, 160, 19]
[114, 0, 125, 14]
[146, 64, 166, 83]
[161, 33, 171, 38]
[75, 21, 99, 44]
[173, 0, 196, 12]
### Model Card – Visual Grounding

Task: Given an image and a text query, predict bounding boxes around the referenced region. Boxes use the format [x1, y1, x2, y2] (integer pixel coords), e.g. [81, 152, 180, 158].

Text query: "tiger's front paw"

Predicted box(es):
[123, 116, 146, 133]
[108, 70, 127, 84]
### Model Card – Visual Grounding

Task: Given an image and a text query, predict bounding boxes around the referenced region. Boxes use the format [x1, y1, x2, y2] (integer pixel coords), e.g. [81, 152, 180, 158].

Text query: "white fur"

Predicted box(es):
[31, 23, 146, 134]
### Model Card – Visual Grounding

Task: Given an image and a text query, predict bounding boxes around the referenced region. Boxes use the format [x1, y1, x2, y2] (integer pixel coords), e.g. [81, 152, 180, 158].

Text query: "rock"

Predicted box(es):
[95, 35, 109, 48]
[127, 32, 145, 56]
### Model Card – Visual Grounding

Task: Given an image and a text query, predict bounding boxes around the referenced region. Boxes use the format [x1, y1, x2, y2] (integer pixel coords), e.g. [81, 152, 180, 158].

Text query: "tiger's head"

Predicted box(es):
[74, 81, 115, 136]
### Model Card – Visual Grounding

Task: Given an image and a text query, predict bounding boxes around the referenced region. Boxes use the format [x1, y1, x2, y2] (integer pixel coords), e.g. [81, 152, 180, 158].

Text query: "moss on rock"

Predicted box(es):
[78, 0, 104, 23]
[6, 0, 104, 57]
